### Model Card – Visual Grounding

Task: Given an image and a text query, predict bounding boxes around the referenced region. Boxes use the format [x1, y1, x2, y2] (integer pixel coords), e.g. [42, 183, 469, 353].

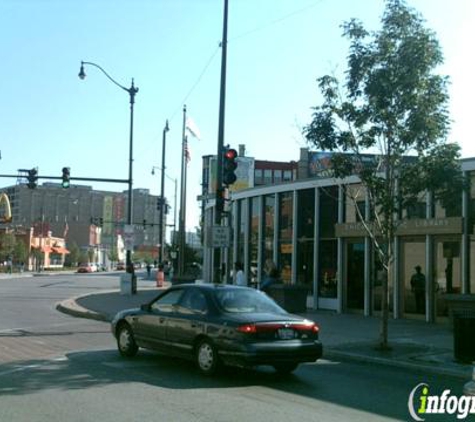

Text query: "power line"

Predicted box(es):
[230, 0, 322, 43]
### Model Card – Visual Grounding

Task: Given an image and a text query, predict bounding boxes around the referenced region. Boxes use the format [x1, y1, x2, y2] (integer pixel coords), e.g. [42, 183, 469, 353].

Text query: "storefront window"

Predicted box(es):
[278, 192, 293, 283]
[262, 194, 275, 279]
[401, 239, 426, 315]
[319, 240, 337, 298]
[236, 200, 246, 266]
[249, 197, 260, 287]
[297, 189, 315, 291]
[318, 187, 339, 298]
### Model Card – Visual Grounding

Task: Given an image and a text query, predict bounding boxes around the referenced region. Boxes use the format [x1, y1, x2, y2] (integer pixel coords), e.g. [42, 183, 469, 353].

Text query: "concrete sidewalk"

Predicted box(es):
[56, 285, 474, 380]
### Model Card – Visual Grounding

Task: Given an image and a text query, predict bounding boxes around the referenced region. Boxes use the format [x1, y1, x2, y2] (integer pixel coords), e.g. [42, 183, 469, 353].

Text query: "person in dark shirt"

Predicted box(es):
[411, 265, 426, 314]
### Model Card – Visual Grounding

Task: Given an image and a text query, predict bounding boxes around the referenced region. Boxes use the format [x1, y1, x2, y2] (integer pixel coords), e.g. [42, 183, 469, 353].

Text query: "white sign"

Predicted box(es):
[211, 226, 231, 248]
[124, 225, 135, 250]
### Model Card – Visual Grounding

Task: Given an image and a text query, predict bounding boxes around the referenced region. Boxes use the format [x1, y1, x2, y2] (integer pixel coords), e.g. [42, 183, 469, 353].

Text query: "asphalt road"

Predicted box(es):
[0, 274, 464, 422]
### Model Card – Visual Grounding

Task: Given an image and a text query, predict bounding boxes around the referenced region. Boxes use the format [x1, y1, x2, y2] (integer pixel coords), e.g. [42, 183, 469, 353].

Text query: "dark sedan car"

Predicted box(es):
[111, 284, 323, 375]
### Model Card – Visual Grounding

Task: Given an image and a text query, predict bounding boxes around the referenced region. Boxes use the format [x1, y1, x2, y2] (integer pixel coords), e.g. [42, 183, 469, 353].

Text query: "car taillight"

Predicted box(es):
[293, 321, 319, 333]
[236, 324, 257, 334]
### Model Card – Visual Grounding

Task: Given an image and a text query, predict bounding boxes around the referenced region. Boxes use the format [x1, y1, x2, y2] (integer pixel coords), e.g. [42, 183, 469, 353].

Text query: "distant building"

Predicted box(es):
[0, 182, 169, 267]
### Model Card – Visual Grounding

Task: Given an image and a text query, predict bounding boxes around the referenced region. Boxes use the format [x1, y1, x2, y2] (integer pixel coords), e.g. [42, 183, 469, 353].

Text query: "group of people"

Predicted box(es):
[234, 259, 280, 292]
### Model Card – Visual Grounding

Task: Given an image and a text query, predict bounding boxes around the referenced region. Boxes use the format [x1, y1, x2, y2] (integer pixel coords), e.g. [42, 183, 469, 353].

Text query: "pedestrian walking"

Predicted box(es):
[156, 263, 165, 287]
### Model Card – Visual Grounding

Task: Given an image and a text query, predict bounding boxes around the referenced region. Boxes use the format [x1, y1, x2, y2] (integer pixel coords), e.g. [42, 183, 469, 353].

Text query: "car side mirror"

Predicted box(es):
[140, 303, 151, 312]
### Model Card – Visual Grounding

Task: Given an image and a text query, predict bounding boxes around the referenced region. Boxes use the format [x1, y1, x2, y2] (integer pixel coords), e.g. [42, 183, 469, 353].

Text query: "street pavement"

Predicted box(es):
[52, 278, 475, 382]
[2, 271, 473, 380]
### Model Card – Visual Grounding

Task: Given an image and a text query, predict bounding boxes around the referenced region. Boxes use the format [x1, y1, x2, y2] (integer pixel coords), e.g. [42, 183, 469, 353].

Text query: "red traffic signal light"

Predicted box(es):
[223, 147, 238, 186]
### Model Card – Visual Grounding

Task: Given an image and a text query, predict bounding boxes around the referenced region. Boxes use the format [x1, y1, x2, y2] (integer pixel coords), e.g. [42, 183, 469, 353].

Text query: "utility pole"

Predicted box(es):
[213, 0, 229, 284]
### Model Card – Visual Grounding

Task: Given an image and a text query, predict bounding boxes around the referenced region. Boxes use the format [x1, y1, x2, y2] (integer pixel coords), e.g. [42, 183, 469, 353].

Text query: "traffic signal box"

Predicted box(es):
[62, 167, 71, 189]
[27, 168, 38, 189]
[222, 147, 238, 186]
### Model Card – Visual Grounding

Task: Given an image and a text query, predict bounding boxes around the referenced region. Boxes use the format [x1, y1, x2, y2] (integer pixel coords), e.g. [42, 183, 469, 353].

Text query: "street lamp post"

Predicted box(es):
[159, 120, 169, 264]
[78, 61, 138, 294]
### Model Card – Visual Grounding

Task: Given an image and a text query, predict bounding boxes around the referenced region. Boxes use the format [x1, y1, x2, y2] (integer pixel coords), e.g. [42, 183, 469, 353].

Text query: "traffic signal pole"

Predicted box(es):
[214, 0, 229, 284]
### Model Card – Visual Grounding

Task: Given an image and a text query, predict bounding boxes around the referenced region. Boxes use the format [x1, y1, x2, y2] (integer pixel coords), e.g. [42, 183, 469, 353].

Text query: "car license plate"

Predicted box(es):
[277, 327, 295, 340]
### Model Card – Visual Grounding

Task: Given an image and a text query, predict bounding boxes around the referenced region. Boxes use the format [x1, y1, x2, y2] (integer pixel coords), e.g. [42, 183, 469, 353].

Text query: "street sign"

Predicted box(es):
[210, 226, 231, 248]
[124, 225, 135, 250]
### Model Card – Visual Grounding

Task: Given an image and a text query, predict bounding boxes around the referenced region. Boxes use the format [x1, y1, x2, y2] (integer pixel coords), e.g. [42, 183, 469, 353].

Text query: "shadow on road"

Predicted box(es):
[0, 348, 462, 420]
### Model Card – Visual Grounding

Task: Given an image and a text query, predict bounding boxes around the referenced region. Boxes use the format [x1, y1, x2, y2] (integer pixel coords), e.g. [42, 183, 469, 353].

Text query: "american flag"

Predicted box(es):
[184, 138, 191, 163]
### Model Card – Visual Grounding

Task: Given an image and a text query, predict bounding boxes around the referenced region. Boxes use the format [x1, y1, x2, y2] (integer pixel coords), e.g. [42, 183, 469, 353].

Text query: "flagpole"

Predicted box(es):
[178, 105, 187, 277]
[158, 120, 169, 265]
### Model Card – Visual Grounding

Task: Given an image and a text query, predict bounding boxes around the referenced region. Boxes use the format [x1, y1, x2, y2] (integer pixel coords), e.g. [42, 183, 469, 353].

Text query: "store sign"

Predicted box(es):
[335, 217, 463, 238]
[0, 193, 12, 223]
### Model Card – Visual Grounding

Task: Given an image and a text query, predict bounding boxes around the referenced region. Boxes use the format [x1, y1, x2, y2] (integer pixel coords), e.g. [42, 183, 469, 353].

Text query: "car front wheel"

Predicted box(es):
[196, 339, 220, 376]
[117, 323, 138, 357]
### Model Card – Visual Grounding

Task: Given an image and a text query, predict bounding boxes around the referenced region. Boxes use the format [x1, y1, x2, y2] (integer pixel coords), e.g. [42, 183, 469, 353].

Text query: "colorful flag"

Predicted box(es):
[185, 117, 201, 140]
[63, 221, 69, 238]
[184, 138, 191, 163]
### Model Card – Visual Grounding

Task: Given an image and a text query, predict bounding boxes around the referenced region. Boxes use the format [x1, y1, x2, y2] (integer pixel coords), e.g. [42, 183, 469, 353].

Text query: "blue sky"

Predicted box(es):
[1, 0, 474, 232]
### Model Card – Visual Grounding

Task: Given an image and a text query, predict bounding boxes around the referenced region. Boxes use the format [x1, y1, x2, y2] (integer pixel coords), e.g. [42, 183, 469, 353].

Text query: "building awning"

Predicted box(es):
[52, 246, 70, 254]
[35, 245, 53, 253]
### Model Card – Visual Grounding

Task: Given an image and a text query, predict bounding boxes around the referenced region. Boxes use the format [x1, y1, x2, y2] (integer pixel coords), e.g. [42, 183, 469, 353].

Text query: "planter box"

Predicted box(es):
[266, 284, 309, 313]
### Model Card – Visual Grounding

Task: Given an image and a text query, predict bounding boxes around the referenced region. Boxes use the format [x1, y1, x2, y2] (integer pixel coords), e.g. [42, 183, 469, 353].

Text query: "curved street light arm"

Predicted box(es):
[80, 61, 128, 92]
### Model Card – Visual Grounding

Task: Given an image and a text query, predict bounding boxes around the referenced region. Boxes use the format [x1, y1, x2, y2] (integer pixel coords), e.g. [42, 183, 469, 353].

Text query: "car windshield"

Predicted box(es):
[215, 288, 285, 314]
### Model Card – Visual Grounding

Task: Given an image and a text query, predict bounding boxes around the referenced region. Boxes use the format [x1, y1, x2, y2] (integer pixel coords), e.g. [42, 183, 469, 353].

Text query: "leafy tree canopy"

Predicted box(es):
[304, 0, 464, 221]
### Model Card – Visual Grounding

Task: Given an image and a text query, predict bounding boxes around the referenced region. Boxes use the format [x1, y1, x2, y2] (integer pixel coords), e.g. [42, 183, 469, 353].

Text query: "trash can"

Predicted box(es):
[266, 284, 308, 313]
[453, 314, 475, 363]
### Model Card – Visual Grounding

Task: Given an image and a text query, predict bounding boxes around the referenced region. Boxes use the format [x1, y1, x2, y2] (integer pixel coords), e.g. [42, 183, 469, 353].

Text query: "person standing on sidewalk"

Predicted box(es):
[411, 265, 426, 314]
[235, 262, 246, 286]
[156, 264, 165, 287]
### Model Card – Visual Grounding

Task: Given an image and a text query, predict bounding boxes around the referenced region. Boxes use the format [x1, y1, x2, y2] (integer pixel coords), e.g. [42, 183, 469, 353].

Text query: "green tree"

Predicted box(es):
[304, 0, 464, 349]
[65, 241, 80, 267]
[0, 232, 16, 262]
[13, 241, 28, 266]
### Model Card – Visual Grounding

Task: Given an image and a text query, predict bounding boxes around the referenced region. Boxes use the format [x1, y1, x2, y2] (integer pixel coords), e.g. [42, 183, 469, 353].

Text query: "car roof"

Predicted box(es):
[171, 283, 248, 291]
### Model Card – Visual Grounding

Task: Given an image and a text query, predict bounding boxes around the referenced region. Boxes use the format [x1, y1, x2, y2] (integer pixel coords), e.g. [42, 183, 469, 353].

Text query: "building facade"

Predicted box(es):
[1, 182, 167, 266]
[201, 148, 475, 322]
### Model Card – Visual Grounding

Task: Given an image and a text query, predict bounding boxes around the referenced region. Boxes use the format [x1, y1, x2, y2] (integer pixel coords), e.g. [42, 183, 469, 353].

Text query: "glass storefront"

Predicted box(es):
[249, 197, 260, 286]
[347, 240, 365, 310]
[262, 194, 275, 280]
[297, 189, 315, 291]
[318, 187, 338, 298]
[401, 239, 426, 316]
[278, 192, 293, 283]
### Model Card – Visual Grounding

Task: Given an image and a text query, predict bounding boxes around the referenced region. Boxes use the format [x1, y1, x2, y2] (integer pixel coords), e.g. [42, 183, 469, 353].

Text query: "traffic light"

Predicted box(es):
[61, 167, 70, 189]
[27, 168, 38, 189]
[156, 196, 164, 211]
[222, 147, 238, 186]
[216, 187, 225, 214]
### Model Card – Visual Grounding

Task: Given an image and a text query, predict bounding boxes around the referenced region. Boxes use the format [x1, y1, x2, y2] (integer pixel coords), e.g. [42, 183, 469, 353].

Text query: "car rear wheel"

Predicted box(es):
[196, 339, 220, 376]
[117, 323, 138, 357]
[273, 363, 299, 374]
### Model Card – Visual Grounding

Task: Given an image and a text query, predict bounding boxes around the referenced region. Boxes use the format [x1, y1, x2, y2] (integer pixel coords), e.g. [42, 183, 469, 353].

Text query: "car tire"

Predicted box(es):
[195, 338, 220, 376]
[117, 323, 138, 358]
[273, 363, 299, 374]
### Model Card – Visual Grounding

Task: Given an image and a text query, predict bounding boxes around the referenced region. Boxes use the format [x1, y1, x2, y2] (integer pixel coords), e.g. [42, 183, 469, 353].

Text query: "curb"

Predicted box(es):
[324, 349, 472, 380]
[56, 296, 108, 322]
